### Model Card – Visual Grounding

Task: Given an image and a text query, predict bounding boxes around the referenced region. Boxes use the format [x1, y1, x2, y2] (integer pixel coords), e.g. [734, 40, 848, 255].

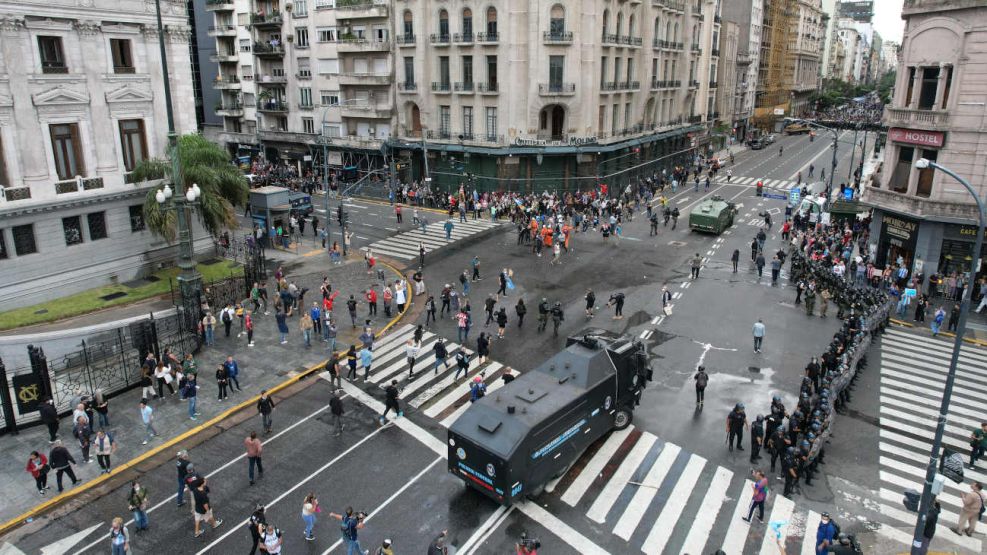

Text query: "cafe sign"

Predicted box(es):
[888, 127, 945, 148]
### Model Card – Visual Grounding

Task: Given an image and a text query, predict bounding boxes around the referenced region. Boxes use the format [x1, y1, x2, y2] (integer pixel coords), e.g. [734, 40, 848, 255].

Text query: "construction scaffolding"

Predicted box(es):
[754, 0, 798, 129]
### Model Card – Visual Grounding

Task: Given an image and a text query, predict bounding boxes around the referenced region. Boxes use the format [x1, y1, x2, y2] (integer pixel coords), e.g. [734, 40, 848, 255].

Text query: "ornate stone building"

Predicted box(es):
[0, 0, 200, 310]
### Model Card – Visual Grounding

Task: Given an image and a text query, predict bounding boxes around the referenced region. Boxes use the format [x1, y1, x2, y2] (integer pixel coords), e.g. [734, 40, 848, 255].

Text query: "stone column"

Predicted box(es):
[934, 63, 949, 110]
[908, 66, 922, 109]
[75, 20, 119, 177]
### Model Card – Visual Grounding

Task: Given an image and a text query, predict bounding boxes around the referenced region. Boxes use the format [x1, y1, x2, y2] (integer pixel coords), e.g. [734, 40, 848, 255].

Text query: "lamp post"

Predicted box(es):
[908, 159, 986, 555]
[153, 0, 199, 299]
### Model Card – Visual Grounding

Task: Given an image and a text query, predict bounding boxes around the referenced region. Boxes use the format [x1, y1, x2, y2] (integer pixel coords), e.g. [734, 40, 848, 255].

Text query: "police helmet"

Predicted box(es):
[735, 402, 745, 410]
[792, 410, 802, 420]
[786, 447, 796, 455]
[806, 432, 816, 441]
[772, 395, 782, 403]
[800, 440, 810, 449]
[755, 415, 764, 422]
[810, 422, 821, 433]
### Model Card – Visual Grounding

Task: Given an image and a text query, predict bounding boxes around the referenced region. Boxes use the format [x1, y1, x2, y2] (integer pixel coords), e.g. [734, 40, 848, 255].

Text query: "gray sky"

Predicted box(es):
[873, 0, 905, 43]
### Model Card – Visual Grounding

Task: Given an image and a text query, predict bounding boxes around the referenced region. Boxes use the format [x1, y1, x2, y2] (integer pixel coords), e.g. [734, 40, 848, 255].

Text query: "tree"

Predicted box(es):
[130, 134, 248, 241]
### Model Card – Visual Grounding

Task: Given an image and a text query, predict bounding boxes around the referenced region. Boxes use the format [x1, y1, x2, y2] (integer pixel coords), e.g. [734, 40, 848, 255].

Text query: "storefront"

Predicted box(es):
[938, 223, 987, 284]
[876, 213, 919, 271]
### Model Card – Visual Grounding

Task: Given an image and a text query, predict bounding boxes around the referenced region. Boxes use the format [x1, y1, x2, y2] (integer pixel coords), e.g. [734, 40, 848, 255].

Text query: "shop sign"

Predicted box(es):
[882, 215, 918, 242]
[943, 224, 982, 241]
[513, 136, 599, 147]
[888, 127, 945, 148]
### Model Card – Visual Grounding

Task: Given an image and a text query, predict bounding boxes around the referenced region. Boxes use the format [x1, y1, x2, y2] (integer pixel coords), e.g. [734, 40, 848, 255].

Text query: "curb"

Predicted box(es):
[889, 319, 987, 348]
[0, 264, 411, 538]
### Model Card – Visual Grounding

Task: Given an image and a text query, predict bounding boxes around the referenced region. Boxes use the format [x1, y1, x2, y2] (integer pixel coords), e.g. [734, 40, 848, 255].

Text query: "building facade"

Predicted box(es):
[755, 0, 824, 126]
[720, 0, 762, 142]
[860, 0, 987, 288]
[0, 0, 202, 310]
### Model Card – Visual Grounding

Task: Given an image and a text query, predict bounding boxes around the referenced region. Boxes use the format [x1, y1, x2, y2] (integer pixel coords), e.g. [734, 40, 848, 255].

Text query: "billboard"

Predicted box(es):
[839, 1, 874, 22]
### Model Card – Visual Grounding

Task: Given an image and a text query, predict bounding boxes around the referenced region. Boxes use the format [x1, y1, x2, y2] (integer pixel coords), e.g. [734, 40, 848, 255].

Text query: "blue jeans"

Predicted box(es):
[176, 477, 185, 505]
[205, 327, 214, 345]
[303, 513, 316, 537]
[458, 327, 467, 343]
[280, 331, 288, 342]
[434, 356, 447, 371]
[96, 411, 109, 428]
[144, 422, 157, 442]
[112, 543, 127, 555]
[304, 329, 312, 347]
[345, 538, 364, 555]
[188, 396, 197, 418]
[463, 281, 470, 296]
[132, 509, 148, 530]
[248, 456, 263, 481]
[322, 324, 330, 341]
[327, 337, 337, 354]
[446, 230, 452, 239]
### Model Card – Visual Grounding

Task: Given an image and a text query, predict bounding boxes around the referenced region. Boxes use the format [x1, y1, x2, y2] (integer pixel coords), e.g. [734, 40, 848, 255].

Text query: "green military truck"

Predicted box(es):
[689, 195, 738, 234]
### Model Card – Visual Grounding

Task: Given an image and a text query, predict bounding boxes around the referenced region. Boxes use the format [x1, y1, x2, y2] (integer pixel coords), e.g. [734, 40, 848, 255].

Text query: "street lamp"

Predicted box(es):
[908, 159, 986, 555]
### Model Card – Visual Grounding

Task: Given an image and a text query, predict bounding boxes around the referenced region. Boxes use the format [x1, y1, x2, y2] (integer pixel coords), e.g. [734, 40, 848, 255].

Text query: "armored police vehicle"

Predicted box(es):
[447, 330, 651, 505]
[689, 195, 737, 234]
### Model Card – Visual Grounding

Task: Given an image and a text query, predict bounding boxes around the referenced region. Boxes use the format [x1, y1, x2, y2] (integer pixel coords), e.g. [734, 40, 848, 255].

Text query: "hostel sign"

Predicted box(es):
[888, 127, 945, 148]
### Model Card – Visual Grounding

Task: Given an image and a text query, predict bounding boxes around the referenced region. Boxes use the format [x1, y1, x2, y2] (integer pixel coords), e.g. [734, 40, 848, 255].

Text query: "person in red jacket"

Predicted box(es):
[365, 288, 378, 317]
[26, 451, 51, 495]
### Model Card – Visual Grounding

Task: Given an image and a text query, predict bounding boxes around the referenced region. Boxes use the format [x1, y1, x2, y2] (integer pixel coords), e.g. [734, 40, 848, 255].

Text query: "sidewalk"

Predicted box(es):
[0, 257, 408, 529]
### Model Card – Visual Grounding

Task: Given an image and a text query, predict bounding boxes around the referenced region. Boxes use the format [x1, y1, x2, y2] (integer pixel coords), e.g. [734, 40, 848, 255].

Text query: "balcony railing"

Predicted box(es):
[1, 186, 31, 201]
[333, 0, 389, 18]
[41, 61, 68, 74]
[205, 0, 234, 9]
[214, 75, 241, 88]
[475, 32, 499, 43]
[54, 176, 104, 195]
[714, 15, 721, 24]
[476, 82, 498, 94]
[622, 36, 643, 46]
[216, 102, 244, 115]
[884, 107, 948, 128]
[539, 82, 575, 96]
[430, 33, 451, 45]
[395, 34, 416, 46]
[689, 79, 699, 88]
[453, 32, 474, 43]
[257, 74, 287, 84]
[250, 13, 283, 27]
[431, 81, 452, 92]
[256, 100, 289, 112]
[711, 48, 720, 57]
[397, 82, 417, 92]
[602, 33, 619, 45]
[709, 81, 718, 88]
[114, 66, 136, 74]
[543, 31, 573, 43]
[426, 130, 452, 140]
[687, 114, 702, 123]
[208, 24, 237, 36]
[253, 43, 285, 57]
[454, 82, 475, 93]
[651, 79, 681, 89]
[336, 38, 390, 51]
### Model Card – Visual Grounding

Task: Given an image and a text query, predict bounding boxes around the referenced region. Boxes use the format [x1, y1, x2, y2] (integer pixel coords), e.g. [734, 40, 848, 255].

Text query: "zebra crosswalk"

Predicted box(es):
[875, 326, 986, 552]
[340, 324, 926, 554]
[360, 217, 505, 261]
[721, 176, 802, 191]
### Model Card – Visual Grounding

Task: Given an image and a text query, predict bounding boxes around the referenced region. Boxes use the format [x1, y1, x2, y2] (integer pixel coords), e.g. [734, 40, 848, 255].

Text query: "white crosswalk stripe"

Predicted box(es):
[874, 326, 986, 552]
[361, 218, 505, 260]
[717, 176, 800, 191]
[354, 324, 896, 554]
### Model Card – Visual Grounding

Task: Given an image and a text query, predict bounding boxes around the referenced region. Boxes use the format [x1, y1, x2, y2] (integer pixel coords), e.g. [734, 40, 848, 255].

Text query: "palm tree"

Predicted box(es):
[130, 134, 248, 241]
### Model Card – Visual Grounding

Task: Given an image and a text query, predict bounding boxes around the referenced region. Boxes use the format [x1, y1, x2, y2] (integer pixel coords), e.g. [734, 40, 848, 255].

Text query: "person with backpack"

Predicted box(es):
[469, 376, 487, 403]
[330, 392, 345, 435]
[433, 340, 451, 374]
[815, 512, 838, 554]
[741, 469, 768, 523]
[248, 505, 267, 555]
[328, 507, 366, 555]
[259, 522, 283, 554]
[694, 366, 709, 406]
[380, 380, 402, 424]
[109, 517, 130, 555]
[454, 350, 471, 380]
[953, 481, 985, 536]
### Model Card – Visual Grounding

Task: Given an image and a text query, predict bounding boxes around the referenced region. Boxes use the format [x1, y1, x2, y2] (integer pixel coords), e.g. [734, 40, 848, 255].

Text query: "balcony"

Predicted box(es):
[208, 24, 237, 37]
[860, 186, 981, 223]
[296, 70, 312, 80]
[397, 82, 417, 93]
[256, 100, 289, 112]
[714, 15, 721, 24]
[602, 33, 619, 46]
[337, 72, 391, 86]
[655, 0, 685, 12]
[259, 129, 316, 143]
[205, 0, 234, 10]
[453, 32, 474, 44]
[454, 82, 475, 94]
[475, 32, 499, 44]
[709, 81, 718, 88]
[41, 62, 69, 74]
[477, 82, 498, 94]
[249, 13, 283, 29]
[622, 36, 643, 47]
[340, 104, 392, 119]
[257, 73, 287, 84]
[884, 107, 949, 131]
[336, 38, 390, 52]
[711, 48, 720, 57]
[429, 33, 451, 45]
[539, 82, 575, 96]
[1, 186, 31, 201]
[687, 114, 702, 123]
[333, 0, 389, 19]
[395, 34, 416, 46]
[688, 79, 699, 88]
[210, 53, 238, 63]
[253, 43, 285, 58]
[216, 102, 244, 116]
[213, 75, 241, 89]
[690, 44, 701, 54]
[694, 13, 704, 21]
[431, 81, 452, 93]
[54, 176, 104, 195]
[426, 130, 452, 140]
[543, 31, 573, 44]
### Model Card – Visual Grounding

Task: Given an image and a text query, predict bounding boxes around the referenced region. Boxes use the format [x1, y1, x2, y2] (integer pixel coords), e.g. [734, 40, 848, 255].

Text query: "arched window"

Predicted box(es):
[602, 9, 610, 36]
[665, 21, 672, 42]
[403, 11, 413, 39]
[692, 25, 698, 46]
[628, 14, 636, 38]
[462, 8, 473, 37]
[673, 22, 679, 42]
[439, 9, 449, 37]
[550, 4, 565, 35]
[616, 12, 623, 37]
[654, 17, 661, 41]
[486, 7, 497, 36]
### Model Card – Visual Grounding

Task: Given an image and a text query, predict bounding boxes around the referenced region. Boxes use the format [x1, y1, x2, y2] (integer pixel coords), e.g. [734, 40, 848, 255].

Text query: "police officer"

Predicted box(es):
[782, 447, 799, 497]
[750, 415, 764, 463]
[767, 427, 789, 474]
[649, 211, 659, 236]
[537, 298, 550, 333]
[550, 302, 565, 337]
[805, 285, 816, 316]
[805, 357, 821, 394]
[726, 403, 748, 452]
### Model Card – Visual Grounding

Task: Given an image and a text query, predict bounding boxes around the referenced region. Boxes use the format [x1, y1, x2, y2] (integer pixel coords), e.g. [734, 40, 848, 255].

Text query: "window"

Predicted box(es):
[63, 216, 84, 246]
[129, 205, 145, 232]
[599, 105, 606, 130]
[317, 58, 339, 74]
[462, 56, 473, 85]
[603, 10, 610, 35]
[403, 11, 414, 38]
[439, 56, 450, 85]
[439, 105, 451, 135]
[300, 87, 313, 107]
[627, 58, 633, 82]
[50, 123, 85, 180]
[303, 117, 315, 134]
[549, 55, 564, 87]
[485, 107, 497, 139]
[322, 124, 342, 137]
[294, 0, 308, 16]
[317, 28, 336, 43]
[439, 10, 449, 38]
[550, 5, 565, 34]
[296, 28, 309, 47]
[624, 102, 631, 129]
[918, 67, 938, 110]
[38, 36, 66, 73]
[87, 212, 107, 241]
[12, 224, 36, 256]
[462, 8, 473, 37]
[916, 149, 938, 197]
[463, 106, 473, 135]
[403, 57, 414, 85]
[239, 39, 251, 52]
[486, 7, 497, 35]
[320, 90, 339, 106]
[941, 66, 953, 109]
[612, 104, 619, 135]
[613, 58, 621, 83]
[904, 66, 915, 106]
[118, 119, 147, 172]
[890, 146, 913, 193]
[110, 39, 134, 73]
[298, 58, 311, 77]
[486, 55, 497, 87]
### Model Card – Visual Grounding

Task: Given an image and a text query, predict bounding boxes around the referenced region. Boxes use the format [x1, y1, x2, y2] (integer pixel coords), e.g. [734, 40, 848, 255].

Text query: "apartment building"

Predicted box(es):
[788, 0, 826, 115]
[861, 0, 987, 284]
[755, 0, 824, 124]
[721, 0, 763, 141]
[0, 0, 201, 309]
[389, 0, 726, 191]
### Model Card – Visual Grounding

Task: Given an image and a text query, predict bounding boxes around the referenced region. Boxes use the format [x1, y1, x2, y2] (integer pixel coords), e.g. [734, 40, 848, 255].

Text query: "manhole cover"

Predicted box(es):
[99, 291, 128, 301]
[668, 241, 687, 247]
[747, 366, 761, 373]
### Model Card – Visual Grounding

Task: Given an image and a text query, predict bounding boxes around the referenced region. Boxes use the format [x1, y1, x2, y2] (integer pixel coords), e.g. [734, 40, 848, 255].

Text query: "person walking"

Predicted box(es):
[139, 399, 157, 445]
[275, 309, 289, 344]
[302, 493, 319, 541]
[742, 470, 768, 523]
[39, 398, 59, 443]
[755, 252, 766, 278]
[215, 364, 230, 401]
[300, 311, 314, 348]
[433, 340, 451, 374]
[752, 319, 766, 353]
[515, 298, 527, 327]
[691, 253, 702, 279]
[953, 482, 985, 536]
[496, 308, 508, 339]
[73, 415, 92, 464]
[731, 249, 740, 273]
[726, 403, 748, 452]
[405, 339, 420, 378]
[191, 478, 223, 538]
[328, 507, 366, 555]
[330, 392, 345, 436]
[93, 429, 117, 474]
[258, 390, 275, 434]
[815, 513, 837, 555]
[970, 422, 987, 469]
[931, 305, 946, 336]
[48, 440, 80, 492]
[259, 522, 284, 554]
[176, 450, 191, 506]
[127, 480, 150, 533]
[248, 505, 267, 555]
[154, 361, 176, 399]
[25, 451, 50, 495]
[770, 256, 781, 284]
[224, 356, 243, 393]
[660, 286, 673, 316]
[109, 517, 130, 555]
[750, 415, 764, 462]
[380, 380, 402, 424]
[694, 366, 708, 406]
[918, 498, 941, 552]
[183, 373, 200, 420]
[359, 346, 373, 381]
[245, 430, 264, 485]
